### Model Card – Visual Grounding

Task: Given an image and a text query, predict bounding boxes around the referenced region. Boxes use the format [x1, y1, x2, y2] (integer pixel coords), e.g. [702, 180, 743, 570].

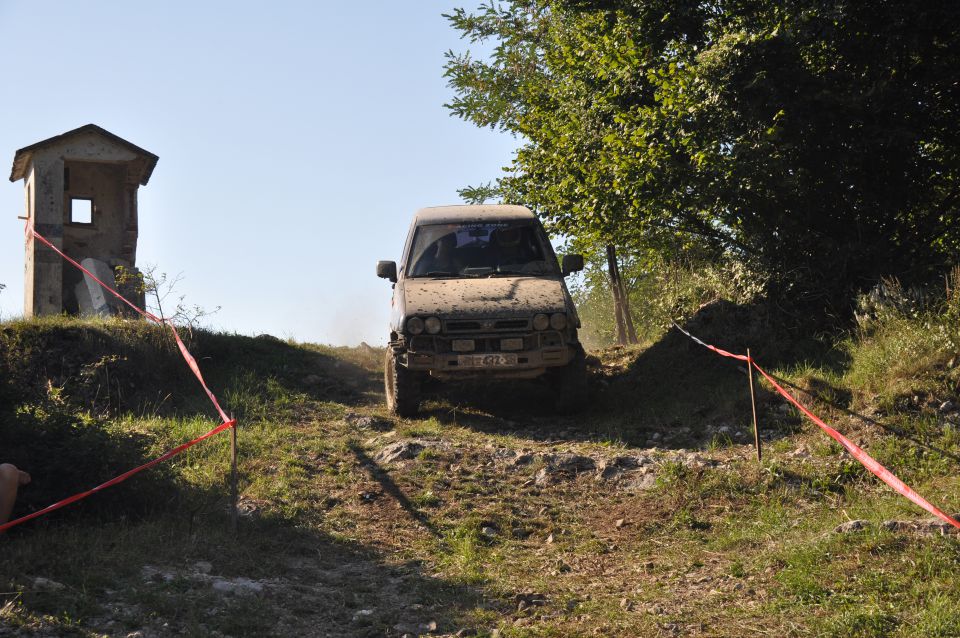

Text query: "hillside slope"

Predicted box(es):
[1, 314, 958, 637]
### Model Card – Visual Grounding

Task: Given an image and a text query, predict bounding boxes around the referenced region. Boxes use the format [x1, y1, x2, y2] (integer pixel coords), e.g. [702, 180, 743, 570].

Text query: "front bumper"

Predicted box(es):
[393, 330, 576, 379]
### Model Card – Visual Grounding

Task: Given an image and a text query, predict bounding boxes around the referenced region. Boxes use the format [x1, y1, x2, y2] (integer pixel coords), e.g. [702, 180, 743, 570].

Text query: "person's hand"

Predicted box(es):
[17, 471, 30, 486]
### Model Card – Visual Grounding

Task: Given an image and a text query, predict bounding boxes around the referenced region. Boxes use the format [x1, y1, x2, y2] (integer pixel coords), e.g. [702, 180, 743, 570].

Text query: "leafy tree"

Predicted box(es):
[445, 0, 960, 316]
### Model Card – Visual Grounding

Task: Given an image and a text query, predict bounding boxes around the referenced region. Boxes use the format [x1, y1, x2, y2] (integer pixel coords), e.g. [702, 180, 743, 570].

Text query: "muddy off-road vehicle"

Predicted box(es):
[376, 204, 587, 416]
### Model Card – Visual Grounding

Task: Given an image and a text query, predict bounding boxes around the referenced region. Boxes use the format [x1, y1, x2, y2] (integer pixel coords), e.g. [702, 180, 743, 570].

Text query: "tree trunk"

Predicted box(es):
[612, 254, 638, 344]
[618, 276, 638, 344]
[606, 244, 628, 345]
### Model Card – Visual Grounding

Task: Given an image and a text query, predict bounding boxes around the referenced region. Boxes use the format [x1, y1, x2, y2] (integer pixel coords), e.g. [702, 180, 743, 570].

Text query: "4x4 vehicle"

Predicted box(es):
[376, 204, 587, 416]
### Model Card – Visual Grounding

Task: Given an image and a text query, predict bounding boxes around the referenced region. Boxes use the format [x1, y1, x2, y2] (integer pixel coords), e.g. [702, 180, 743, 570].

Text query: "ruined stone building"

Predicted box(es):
[9, 124, 158, 317]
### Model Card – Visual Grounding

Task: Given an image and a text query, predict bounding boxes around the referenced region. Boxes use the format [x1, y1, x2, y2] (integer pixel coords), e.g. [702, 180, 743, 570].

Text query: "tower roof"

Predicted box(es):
[9, 124, 159, 185]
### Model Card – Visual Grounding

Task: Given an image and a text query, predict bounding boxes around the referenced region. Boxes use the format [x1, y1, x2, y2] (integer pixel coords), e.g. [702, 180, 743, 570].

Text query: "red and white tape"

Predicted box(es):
[1, 224, 235, 532]
[28, 227, 230, 424]
[673, 322, 960, 531]
[0, 420, 234, 533]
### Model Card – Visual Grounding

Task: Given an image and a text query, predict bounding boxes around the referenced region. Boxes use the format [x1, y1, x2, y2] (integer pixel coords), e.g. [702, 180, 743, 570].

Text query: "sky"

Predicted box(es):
[0, 1, 517, 345]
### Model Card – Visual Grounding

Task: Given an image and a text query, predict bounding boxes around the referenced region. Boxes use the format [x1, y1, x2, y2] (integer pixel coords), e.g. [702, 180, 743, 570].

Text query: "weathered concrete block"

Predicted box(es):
[74, 281, 94, 316]
[79, 257, 118, 317]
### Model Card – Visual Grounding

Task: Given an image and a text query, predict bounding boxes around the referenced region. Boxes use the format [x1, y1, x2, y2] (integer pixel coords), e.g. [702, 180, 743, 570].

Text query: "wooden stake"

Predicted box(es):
[747, 349, 761, 462]
[230, 416, 239, 534]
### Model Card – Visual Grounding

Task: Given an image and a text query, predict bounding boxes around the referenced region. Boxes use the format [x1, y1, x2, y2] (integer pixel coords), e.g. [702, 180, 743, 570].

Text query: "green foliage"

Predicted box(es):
[440, 519, 488, 584]
[571, 247, 766, 347]
[445, 1, 960, 311]
[457, 181, 503, 205]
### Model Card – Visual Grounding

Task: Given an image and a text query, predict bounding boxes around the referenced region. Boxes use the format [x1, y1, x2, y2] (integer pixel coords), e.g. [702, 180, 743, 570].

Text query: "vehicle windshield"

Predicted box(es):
[406, 221, 558, 278]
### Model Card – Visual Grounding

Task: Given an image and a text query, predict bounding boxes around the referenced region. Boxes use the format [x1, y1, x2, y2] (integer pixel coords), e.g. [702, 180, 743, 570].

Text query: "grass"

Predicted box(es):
[0, 311, 958, 636]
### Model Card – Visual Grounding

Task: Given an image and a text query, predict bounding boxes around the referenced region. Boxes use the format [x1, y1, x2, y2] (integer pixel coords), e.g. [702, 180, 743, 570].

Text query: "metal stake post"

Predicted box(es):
[747, 349, 761, 462]
[230, 416, 238, 534]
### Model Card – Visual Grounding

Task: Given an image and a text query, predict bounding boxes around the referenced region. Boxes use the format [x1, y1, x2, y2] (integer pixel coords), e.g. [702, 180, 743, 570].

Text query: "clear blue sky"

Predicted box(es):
[0, 1, 516, 345]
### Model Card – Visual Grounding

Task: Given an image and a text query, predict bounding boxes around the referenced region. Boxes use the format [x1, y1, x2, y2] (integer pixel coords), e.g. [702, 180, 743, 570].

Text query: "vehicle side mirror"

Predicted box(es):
[376, 260, 397, 283]
[561, 254, 584, 276]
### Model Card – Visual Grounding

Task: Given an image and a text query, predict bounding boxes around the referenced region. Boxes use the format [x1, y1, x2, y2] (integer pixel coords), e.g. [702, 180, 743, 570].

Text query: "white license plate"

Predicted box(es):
[457, 354, 518, 368]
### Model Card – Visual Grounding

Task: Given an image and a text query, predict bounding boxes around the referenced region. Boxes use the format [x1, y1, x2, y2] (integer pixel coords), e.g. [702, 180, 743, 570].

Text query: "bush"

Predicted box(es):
[844, 269, 960, 406]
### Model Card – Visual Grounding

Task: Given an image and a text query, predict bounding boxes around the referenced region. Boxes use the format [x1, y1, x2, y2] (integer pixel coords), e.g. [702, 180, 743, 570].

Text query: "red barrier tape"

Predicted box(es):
[28, 226, 229, 424]
[672, 322, 749, 362]
[0, 420, 235, 533]
[1, 223, 235, 532]
[672, 323, 960, 531]
[30, 228, 162, 322]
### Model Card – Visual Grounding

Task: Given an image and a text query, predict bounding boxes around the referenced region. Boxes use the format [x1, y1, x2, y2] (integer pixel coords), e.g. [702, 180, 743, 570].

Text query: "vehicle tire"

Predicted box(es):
[554, 345, 588, 414]
[384, 350, 422, 417]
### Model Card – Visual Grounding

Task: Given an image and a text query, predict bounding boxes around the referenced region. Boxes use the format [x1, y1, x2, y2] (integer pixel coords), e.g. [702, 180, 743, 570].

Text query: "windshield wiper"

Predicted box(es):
[490, 269, 543, 277]
[413, 271, 475, 279]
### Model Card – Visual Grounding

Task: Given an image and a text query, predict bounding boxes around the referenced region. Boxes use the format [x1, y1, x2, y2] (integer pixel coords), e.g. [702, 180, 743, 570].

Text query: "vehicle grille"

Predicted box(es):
[445, 318, 531, 333]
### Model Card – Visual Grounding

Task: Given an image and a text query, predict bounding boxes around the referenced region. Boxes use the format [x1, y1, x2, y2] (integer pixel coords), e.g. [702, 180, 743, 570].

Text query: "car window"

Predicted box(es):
[407, 221, 558, 277]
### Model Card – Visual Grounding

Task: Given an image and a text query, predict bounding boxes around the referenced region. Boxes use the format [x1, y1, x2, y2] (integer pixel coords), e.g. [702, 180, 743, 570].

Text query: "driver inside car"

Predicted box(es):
[418, 232, 461, 275]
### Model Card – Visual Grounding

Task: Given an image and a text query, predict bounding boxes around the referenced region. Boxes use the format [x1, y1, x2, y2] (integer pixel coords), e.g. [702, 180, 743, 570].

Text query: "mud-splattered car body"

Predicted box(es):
[376, 205, 587, 416]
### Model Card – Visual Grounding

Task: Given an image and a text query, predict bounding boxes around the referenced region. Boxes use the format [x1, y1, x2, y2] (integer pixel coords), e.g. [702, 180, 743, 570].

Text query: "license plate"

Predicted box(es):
[457, 354, 518, 368]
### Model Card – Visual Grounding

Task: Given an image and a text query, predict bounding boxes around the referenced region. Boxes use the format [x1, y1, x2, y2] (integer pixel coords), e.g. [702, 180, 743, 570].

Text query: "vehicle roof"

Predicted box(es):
[413, 204, 536, 225]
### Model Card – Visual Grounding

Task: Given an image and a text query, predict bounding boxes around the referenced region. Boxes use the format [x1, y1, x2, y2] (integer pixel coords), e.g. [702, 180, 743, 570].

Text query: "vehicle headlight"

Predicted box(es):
[425, 316, 442, 334]
[406, 316, 425, 335]
[533, 313, 550, 331]
[550, 313, 567, 330]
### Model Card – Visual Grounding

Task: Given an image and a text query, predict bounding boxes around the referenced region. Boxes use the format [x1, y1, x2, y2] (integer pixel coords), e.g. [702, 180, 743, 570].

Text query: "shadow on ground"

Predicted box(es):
[417, 300, 851, 450]
[0, 509, 493, 637]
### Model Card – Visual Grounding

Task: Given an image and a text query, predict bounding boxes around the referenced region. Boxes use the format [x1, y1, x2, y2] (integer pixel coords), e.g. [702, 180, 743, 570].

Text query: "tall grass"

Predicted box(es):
[844, 272, 960, 408]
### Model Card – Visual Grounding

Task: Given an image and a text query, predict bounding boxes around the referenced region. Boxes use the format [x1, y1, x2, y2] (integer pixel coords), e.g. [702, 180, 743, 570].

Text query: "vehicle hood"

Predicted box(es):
[401, 276, 568, 318]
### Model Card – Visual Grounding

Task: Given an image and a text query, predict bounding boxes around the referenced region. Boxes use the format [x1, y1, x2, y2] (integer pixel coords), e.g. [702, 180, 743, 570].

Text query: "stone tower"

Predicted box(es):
[9, 124, 158, 317]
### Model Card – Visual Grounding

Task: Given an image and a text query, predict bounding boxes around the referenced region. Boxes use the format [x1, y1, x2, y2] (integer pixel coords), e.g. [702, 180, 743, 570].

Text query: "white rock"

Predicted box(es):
[211, 577, 264, 596]
[352, 609, 375, 622]
[376, 440, 424, 464]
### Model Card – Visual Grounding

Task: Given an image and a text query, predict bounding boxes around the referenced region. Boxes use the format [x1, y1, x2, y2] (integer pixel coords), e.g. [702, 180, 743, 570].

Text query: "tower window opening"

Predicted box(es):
[70, 198, 93, 224]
